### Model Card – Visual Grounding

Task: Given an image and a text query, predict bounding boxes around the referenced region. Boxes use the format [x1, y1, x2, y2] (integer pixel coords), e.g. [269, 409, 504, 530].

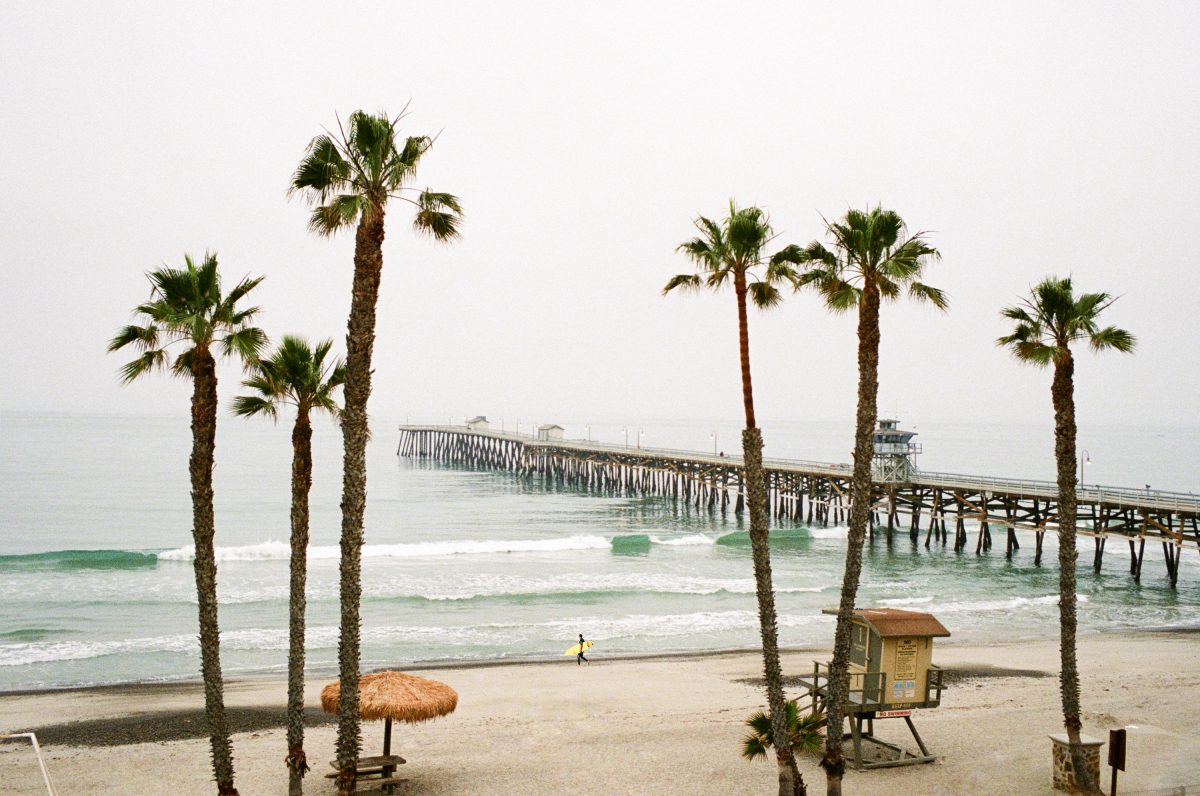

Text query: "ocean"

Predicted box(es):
[1, 411, 1197, 691]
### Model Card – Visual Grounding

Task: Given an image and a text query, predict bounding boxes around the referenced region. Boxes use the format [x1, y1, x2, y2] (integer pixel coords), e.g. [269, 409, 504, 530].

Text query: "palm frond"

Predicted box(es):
[222, 275, 266, 314]
[386, 135, 432, 188]
[908, 281, 949, 310]
[663, 273, 702, 294]
[1089, 325, 1136, 353]
[765, 252, 799, 284]
[821, 278, 861, 313]
[308, 194, 367, 236]
[999, 305, 1034, 323]
[221, 327, 269, 366]
[231, 394, 279, 420]
[795, 206, 944, 344]
[739, 700, 824, 763]
[748, 280, 782, 309]
[171, 347, 196, 378]
[289, 135, 351, 200]
[108, 324, 158, 353]
[676, 237, 719, 270]
[877, 275, 901, 300]
[112, 253, 265, 389]
[726, 204, 772, 261]
[768, 244, 805, 268]
[695, 216, 724, 250]
[118, 349, 169, 383]
[235, 335, 345, 423]
[413, 190, 463, 240]
[998, 276, 1134, 366]
[741, 731, 770, 762]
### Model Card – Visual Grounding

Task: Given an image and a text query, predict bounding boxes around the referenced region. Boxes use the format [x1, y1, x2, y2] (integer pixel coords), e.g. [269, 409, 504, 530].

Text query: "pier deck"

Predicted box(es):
[398, 425, 1199, 587]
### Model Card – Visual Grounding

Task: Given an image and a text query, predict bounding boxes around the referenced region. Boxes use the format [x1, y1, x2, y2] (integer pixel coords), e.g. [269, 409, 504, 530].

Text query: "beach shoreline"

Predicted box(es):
[10, 622, 1198, 699]
[2, 631, 1197, 794]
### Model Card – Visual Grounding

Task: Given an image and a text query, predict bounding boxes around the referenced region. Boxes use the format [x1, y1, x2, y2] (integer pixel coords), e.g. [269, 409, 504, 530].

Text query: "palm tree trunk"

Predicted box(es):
[821, 283, 881, 796]
[734, 271, 757, 430]
[335, 207, 387, 795]
[734, 274, 800, 796]
[189, 348, 238, 796]
[286, 406, 313, 795]
[1051, 352, 1099, 794]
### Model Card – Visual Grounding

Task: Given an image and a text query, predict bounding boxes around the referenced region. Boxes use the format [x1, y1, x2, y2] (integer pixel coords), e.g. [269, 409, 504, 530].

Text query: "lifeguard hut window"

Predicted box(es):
[850, 623, 881, 670]
[850, 624, 868, 666]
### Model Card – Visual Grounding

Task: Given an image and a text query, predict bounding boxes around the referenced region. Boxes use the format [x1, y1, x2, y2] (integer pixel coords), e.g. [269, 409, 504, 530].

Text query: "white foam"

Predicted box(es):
[804, 526, 848, 539]
[934, 594, 1089, 613]
[648, 534, 715, 547]
[366, 572, 815, 601]
[158, 535, 613, 562]
[877, 595, 935, 607]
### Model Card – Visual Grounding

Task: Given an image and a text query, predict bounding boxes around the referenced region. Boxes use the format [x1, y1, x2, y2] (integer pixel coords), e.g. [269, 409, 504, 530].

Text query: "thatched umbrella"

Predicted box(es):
[321, 671, 458, 785]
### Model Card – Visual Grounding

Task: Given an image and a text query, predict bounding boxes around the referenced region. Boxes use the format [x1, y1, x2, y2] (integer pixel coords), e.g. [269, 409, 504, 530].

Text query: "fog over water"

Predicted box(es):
[1, 2, 1197, 429]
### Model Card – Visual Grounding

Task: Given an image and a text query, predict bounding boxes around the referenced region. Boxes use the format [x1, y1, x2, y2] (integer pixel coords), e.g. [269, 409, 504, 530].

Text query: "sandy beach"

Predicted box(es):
[1, 631, 1197, 795]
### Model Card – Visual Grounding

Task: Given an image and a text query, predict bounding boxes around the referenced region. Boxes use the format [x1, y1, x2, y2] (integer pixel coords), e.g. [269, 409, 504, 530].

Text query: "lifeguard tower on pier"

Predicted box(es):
[872, 419, 921, 483]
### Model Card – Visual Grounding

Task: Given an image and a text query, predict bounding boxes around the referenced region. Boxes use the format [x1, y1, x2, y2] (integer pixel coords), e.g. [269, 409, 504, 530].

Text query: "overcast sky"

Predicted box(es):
[2, 1, 1197, 432]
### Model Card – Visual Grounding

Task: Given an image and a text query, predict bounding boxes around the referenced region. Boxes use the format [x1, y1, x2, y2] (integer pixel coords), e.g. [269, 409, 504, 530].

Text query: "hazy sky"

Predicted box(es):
[2, 1, 1197, 432]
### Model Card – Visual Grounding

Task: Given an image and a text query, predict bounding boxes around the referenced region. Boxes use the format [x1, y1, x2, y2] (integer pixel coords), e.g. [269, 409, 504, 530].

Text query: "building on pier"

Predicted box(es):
[536, 423, 565, 441]
[872, 419, 920, 483]
[466, 416, 490, 431]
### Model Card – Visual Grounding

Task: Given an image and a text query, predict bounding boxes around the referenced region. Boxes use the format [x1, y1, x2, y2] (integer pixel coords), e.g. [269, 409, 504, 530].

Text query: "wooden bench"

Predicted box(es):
[326, 755, 407, 792]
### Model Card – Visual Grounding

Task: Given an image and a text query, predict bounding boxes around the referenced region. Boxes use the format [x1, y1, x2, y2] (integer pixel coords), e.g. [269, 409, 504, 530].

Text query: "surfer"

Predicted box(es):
[577, 633, 589, 665]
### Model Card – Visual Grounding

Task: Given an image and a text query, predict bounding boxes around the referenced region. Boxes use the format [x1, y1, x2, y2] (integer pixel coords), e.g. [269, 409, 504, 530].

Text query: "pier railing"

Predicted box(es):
[399, 425, 1200, 513]
[912, 471, 1200, 513]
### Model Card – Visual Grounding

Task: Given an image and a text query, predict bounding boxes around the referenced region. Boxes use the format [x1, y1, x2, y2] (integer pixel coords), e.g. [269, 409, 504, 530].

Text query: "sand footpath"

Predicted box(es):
[1, 632, 1197, 795]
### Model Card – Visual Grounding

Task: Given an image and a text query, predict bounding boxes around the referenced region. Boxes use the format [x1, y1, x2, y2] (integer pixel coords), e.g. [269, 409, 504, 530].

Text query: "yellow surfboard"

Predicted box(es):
[564, 640, 594, 656]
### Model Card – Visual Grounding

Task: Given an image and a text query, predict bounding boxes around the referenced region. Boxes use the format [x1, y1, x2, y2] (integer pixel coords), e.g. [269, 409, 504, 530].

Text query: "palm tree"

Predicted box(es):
[998, 277, 1134, 794]
[290, 108, 462, 794]
[742, 700, 826, 765]
[233, 336, 344, 796]
[792, 207, 944, 796]
[665, 201, 803, 796]
[109, 253, 265, 796]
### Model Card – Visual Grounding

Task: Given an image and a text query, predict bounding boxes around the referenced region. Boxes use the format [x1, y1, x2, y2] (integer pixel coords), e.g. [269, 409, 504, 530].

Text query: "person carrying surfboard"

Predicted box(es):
[576, 633, 589, 665]
[564, 635, 593, 663]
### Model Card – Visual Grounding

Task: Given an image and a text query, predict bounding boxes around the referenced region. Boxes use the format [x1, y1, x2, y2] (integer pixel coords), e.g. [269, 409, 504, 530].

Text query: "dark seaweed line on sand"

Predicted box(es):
[4, 706, 337, 748]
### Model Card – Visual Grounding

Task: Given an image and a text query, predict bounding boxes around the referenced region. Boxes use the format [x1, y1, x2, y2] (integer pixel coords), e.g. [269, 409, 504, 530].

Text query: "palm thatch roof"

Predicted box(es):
[321, 671, 458, 724]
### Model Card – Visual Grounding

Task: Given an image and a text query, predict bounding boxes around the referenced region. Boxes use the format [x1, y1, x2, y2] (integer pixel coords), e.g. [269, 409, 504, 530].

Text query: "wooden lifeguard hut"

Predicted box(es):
[800, 608, 950, 770]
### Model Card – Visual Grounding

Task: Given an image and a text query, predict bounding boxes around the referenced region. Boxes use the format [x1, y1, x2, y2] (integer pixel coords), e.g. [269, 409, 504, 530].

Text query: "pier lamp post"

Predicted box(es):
[710, 430, 717, 456]
[1079, 450, 1091, 490]
[622, 427, 628, 449]
[586, 424, 591, 441]
[637, 429, 645, 450]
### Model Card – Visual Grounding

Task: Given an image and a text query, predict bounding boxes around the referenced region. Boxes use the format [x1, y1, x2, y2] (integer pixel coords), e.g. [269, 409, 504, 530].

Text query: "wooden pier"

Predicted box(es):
[397, 425, 1200, 588]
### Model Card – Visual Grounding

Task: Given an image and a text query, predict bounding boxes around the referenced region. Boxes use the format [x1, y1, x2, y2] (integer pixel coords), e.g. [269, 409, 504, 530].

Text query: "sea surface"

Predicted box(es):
[1, 411, 1197, 691]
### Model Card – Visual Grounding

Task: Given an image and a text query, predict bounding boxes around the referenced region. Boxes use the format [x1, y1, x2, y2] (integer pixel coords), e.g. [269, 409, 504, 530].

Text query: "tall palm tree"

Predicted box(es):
[792, 207, 944, 796]
[290, 108, 462, 794]
[665, 202, 805, 796]
[109, 253, 266, 796]
[233, 336, 344, 796]
[998, 277, 1134, 795]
